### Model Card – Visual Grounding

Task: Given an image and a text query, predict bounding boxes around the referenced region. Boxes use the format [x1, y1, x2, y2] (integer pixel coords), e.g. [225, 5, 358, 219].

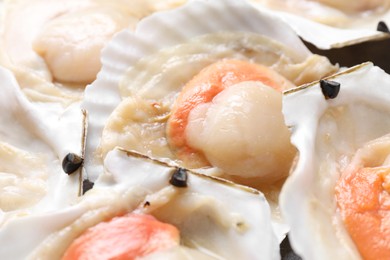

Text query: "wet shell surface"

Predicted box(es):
[0, 148, 280, 259]
[0, 65, 85, 226]
[281, 62, 390, 259]
[250, 0, 390, 49]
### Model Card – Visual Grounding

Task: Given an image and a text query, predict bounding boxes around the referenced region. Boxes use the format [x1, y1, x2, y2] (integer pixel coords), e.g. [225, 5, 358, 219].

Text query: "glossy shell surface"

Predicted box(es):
[281, 62, 390, 259]
[0, 148, 280, 259]
[250, 0, 390, 49]
[0, 65, 85, 226]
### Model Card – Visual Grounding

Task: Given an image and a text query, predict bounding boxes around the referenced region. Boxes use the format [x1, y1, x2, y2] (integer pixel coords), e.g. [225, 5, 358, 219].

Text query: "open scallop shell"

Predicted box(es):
[249, 1, 390, 49]
[0, 148, 280, 260]
[280, 62, 390, 259]
[0, 0, 186, 105]
[0, 66, 85, 226]
[82, 0, 337, 183]
[82, 0, 337, 242]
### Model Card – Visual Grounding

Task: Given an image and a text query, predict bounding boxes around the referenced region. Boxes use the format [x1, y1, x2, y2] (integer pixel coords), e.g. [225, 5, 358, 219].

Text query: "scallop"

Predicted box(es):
[0, 148, 280, 260]
[249, 0, 390, 49]
[82, 0, 337, 243]
[0, 65, 85, 227]
[281, 62, 390, 259]
[82, 0, 338, 183]
[0, 0, 187, 218]
[0, 0, 186, 105]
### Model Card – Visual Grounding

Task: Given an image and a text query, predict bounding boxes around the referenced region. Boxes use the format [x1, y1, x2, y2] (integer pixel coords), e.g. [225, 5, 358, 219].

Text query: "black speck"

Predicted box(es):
[82, 179, 94, 194]
[320, 79, 340, 99]
[169, 168, 188, 188]
[62, 153, 83, 174]
[144, 201, 150, 207]
[280, 236, 302, 260]
[377, 21, 390, 33]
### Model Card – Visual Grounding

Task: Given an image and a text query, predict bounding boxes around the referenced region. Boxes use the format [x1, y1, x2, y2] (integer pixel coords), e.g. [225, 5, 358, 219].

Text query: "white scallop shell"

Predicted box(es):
[0, 66, 85, 225]
[82, 0, 338, 243]
[250, 1, 390, 49]
[82, 0, 333, 182]
[0, 148, 280, 260]
[281, 62, 390, 259]
[0, 0, 184, 105]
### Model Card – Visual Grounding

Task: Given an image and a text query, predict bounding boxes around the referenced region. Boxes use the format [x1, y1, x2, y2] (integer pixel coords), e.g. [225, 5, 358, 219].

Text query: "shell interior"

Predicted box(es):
[81, 0, 339, 243]
[0, 148, 280, 260]
[82, 0, 334, 181]
[250, 1, 390, 49]
[281, 62, 390, 259]
[0, 65, 86, 226]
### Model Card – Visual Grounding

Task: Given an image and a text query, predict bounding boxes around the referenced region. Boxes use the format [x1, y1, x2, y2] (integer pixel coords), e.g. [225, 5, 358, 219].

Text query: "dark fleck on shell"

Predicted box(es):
[82, 179, 94, 194]
[62, 153, 83, 174]
[169, 168, 188, 188]
[320, 79, 340, 99]
[377, 21, 390, 33]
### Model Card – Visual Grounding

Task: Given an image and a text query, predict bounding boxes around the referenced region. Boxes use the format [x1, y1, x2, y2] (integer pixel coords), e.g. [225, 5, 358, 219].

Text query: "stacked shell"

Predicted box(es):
[0, 0, 388, 259]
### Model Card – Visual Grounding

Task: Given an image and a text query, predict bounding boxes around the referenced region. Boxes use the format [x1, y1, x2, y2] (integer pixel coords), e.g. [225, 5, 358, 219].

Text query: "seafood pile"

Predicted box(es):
[0, 0, 388, 259]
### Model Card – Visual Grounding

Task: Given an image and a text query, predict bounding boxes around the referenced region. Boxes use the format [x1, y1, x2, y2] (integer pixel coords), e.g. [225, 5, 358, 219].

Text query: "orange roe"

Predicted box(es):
[166, 59, 287, 162]
[335, 166, 390, 260]
[62, 213, 180, 260]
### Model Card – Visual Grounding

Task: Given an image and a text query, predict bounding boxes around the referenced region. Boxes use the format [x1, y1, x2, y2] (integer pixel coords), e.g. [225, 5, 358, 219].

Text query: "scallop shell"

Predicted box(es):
[82, 0, 337, 181]
[280, 62, 390, 259]
[0, 148, 280, 260]
[82, 0, 337, 243]
[0, 65, 85, 226]
[0, 0, 185, 105]
[249, 1, 390, 49]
